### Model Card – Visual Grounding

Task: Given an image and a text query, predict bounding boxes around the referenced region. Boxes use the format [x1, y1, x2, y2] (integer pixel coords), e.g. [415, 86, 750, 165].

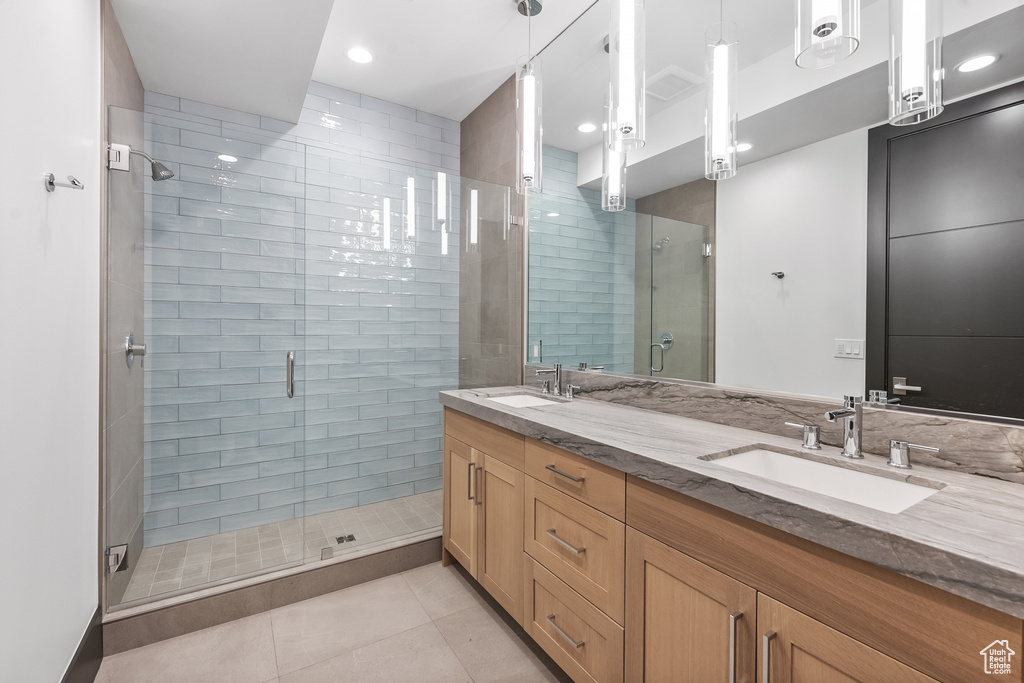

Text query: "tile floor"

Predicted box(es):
[121, 491, 443, 604]
[97, 561, 572, 683]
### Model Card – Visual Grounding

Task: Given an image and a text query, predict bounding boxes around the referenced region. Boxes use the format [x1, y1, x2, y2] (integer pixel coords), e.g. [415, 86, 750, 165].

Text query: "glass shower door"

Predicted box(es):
[637, 214, 711, 381]
[106, 106, 309, 608]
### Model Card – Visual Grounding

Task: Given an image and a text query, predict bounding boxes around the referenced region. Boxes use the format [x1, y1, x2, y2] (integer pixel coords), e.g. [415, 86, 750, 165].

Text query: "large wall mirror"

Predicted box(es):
[525, 0, 1024, 420]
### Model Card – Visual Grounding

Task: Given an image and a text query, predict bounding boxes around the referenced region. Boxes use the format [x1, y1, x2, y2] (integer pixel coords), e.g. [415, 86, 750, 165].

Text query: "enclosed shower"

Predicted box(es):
[103, 88, 509, 611]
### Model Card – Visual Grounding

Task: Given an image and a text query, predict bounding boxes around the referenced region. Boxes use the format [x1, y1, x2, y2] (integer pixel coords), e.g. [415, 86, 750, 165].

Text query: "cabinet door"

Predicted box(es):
[625, 528, 756, 683]
[444, 435, 478, 575]
[478, 454, 525, 624]
[756, 595, 939, 683]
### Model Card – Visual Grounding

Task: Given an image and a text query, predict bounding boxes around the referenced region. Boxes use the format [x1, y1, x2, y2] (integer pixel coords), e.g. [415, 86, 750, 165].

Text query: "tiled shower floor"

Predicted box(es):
[120, 490, 442, 605]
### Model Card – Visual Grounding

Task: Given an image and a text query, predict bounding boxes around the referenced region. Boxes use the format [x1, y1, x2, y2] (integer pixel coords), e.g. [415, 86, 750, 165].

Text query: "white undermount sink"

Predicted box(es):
[486, 394, 560, 408]
[709, 448, 941, 514]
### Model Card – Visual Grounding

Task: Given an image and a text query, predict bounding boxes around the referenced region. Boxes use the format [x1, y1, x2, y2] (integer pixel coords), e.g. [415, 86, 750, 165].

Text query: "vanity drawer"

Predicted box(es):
[524, 556, 624, 683]
[526, 438, 625, 521]
[445, 408, 525, 470]
[525, 477, 625, 624]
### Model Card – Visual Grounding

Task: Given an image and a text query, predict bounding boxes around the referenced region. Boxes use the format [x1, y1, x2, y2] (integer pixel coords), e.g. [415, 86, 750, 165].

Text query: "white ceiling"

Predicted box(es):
[312, 0, 595, 122]
[111, 0, 334, 123]
[113, 0, 1024, 198]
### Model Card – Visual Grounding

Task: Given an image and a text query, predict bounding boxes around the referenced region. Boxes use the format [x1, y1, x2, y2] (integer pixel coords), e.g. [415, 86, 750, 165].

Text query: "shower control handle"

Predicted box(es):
[124, 331, 146, 369]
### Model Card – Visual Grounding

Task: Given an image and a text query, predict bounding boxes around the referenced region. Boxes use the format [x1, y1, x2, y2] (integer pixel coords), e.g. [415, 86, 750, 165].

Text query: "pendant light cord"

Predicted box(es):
[528, 2, 533, 62]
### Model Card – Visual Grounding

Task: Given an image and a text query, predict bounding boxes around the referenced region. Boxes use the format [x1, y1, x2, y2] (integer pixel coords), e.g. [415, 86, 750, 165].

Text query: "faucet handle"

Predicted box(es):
[566, 384, 581, 400]
[539, 379, 551, 394]
[888, 440, 939, 469]
[785, 422, 821, 450]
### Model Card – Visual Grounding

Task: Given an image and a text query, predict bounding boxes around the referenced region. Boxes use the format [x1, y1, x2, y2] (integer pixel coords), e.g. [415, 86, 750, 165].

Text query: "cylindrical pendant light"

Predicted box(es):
[609, 0, 646, 151]
[516, 55, 543, 193]
[603, 94, 627, 211]
[705, 21, 738, 181]
[888, 0, 943, 126]
[602, 145, 627, 212]
[795, 0, 860, 68]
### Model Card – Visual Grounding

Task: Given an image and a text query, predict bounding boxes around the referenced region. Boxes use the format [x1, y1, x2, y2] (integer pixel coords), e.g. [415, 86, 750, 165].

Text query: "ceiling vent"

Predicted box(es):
[646, 65, 703, 102]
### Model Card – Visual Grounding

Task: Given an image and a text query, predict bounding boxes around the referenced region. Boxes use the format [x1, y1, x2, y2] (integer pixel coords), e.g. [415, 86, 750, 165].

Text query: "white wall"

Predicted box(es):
[716, 129, 867, 400]
[0, 1, 101, 680]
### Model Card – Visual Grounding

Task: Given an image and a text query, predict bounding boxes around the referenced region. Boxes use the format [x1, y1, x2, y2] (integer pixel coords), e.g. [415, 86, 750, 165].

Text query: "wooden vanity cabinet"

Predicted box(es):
[757, 594, 938, 683]
[625, 528, 756, 683]
[443, 407, 1024, 683]
[443, 410, 526, 623]
[627, 475, 1024, 683]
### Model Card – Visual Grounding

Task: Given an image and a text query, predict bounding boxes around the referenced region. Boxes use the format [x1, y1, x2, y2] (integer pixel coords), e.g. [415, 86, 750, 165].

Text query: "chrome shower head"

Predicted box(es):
[150, 161, 175, 181]
[129, 148, 175, 181]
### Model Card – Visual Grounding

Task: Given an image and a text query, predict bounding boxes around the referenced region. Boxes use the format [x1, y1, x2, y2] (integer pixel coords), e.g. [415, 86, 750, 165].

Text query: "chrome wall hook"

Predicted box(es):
[44, 173, 85, 192]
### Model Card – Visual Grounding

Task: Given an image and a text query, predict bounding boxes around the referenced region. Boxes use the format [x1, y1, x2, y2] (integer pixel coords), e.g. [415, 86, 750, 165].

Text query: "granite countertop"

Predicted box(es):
[439, 386, 1024, 620]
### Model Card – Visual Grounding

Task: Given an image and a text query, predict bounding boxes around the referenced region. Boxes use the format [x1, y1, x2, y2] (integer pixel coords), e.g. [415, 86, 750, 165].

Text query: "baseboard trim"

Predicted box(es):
[62, 606, 102, 683]
[102, 536, 441, 656]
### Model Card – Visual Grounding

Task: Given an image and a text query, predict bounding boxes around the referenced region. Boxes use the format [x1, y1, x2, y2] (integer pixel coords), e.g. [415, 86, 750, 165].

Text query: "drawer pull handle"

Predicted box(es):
[545, 464, 585, 483]
[546, 614, 584, 649]
[546, 529, 585, 555]
[467, 462, 474, 501]
[729, 612, 743, 683]
[762, 630, 777, 683]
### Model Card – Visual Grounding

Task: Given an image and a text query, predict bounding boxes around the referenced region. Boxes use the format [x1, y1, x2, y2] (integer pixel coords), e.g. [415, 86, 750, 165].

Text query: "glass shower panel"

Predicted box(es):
[104, 106, 146, 609]
[299, 150, 465, 563]
[107, 109, 309, 609]
[642, 214, 710, 381]
[459, 177, 515, 389]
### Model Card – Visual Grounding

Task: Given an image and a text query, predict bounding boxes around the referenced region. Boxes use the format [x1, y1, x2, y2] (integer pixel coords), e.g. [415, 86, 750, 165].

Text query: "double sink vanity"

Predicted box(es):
[439, 386, 1024, 682]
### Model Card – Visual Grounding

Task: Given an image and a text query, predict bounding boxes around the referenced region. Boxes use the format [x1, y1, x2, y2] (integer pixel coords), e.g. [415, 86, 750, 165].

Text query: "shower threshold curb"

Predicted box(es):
[101, 531, 441, 656]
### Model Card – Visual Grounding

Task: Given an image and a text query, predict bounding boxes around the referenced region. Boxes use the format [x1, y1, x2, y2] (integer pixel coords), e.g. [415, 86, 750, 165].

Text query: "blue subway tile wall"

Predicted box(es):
[528, 146, 635, 372]
[142, 83, 460, 546]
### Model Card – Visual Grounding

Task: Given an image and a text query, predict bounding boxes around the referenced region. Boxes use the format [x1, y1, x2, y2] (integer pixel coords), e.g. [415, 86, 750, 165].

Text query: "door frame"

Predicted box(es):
[866, 78, 1024, 423]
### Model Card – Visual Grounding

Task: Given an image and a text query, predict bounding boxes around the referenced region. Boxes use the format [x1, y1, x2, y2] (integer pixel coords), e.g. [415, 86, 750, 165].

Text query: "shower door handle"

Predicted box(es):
[286, 351, 295, 398]
[650, 342, 665, 373]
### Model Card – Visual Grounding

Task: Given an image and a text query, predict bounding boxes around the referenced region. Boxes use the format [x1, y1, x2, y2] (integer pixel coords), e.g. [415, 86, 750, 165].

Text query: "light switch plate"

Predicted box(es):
[834, 339, 865, 359]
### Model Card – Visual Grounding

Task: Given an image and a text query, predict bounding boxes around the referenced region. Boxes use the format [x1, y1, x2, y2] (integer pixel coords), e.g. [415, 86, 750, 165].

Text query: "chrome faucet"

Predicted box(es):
[536, 363, 563, 396]
[825, 395, 863, 459]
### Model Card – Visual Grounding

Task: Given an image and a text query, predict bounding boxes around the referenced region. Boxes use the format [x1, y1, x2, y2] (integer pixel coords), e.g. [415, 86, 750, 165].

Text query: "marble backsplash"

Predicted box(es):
[525, 365, 1024, 484]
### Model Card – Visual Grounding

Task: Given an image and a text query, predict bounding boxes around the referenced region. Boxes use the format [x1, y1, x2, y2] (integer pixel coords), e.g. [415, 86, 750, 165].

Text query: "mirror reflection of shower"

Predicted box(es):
[652, 236, 670, 252]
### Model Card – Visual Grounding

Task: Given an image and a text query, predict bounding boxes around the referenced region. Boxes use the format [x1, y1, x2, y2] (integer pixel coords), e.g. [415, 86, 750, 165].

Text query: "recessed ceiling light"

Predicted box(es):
[736, 143, 753, 153]
[955, 54, 997, 73]
[577, 122, 597, 133]
[546, 212, 560, 217]
[217, 154, 238, 163]
[347, 47, 373, 64]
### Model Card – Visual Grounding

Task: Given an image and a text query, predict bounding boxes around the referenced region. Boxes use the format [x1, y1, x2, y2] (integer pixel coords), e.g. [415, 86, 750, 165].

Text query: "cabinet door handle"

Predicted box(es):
[546, 614, 584, 649]
[546, 529, 585, 555]
[474, 466, 482, 506]
[762, 630, 777, 683]
[545, 464, 585, 483]
[467, 462, 474, 501]
[729, 612, 743, 683]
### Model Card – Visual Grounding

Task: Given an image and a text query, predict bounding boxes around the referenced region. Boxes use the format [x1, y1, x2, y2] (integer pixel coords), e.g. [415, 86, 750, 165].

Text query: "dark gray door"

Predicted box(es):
[868, 85, 1024, 419]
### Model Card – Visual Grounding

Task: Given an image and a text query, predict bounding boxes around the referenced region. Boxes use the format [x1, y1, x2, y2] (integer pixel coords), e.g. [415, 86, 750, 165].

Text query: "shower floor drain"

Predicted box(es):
[336, 534, 356, 544]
